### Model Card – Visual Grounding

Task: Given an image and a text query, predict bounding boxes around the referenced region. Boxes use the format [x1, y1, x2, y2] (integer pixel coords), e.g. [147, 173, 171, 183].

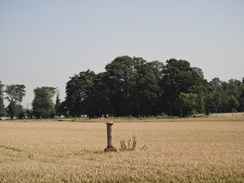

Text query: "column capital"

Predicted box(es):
[106, 122, 114, 125]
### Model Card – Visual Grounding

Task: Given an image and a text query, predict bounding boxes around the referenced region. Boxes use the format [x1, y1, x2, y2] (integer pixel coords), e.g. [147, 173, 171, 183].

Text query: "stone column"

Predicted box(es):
[104, 122, 117, 152]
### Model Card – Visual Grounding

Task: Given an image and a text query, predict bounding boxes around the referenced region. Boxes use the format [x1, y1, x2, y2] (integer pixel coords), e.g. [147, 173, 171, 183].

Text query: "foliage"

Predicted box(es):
[25, 108, 33, 119]
[132, 58, 161, 116]
[61, 56, 244, 118]
[1, 56, 243, 119]
[5, 102, 25, 119]
[16, 104, 25, 119]
[177, 93, 198, 117]
[65, 70, 96, 117]
[85, 72, 110, 118]
[105, 56, 137, 116]
[0, 81, 4, 118]
[161, 59, 210, 116]
[32, 87, 56, 119]
[4, 84, 26, 119]
[209, 78, 244, 113]
[4, 85, 26, 103]
[5, 101, 16, 119]
[55, 90, 62, 117]
[228, 95, 239, 112]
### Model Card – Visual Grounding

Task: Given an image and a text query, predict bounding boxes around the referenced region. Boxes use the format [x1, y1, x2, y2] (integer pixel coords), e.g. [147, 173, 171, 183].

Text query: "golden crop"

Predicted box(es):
[0, 117, 243, 182]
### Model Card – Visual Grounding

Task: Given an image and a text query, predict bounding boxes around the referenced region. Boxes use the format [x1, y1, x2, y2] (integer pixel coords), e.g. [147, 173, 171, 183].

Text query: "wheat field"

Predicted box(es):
[0, 117, 243, 183]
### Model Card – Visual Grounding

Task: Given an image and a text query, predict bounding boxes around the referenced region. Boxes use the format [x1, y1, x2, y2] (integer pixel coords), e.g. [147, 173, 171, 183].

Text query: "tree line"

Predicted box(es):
[0, 56, 243, 119]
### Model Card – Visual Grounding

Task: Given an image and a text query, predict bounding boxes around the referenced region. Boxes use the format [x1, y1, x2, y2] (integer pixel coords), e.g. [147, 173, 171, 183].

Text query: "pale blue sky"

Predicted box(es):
[0, 0, 244, 107]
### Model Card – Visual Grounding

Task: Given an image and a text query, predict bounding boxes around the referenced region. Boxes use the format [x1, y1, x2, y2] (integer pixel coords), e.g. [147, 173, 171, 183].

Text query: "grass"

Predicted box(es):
[0, 117, 244, 182]
[119, 136, 137, 151]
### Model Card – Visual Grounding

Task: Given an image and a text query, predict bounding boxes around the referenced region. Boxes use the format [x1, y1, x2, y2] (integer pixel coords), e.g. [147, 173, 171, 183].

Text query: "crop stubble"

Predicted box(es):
[0, 118, 243, 182]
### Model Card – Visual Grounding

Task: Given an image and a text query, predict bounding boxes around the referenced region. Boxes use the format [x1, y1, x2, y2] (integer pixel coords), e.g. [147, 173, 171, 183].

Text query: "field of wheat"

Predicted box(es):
[0, 117, 243, 183]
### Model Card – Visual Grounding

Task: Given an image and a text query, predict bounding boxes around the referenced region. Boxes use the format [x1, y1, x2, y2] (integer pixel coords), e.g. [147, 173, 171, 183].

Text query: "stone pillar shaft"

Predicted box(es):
[107, 122, 113, 148]
[104, 122, 117, 152]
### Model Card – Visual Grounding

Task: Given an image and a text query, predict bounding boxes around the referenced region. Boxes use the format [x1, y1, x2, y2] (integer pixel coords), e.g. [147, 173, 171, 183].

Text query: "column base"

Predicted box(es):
[104, 147, 117, 152]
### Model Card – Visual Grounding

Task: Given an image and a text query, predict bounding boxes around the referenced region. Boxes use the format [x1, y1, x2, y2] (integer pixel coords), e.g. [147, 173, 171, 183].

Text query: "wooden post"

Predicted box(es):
[104, 122, 117, 152]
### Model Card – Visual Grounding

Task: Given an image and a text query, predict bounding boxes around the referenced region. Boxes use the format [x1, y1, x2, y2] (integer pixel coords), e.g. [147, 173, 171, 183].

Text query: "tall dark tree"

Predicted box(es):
[161, 59, 209, 116]
[5, 101, 17, 119]
[58, 101, 68, 118]
[0, 81, 4, 118]
[4, 84, 26, 119]
[209, 78, 227, 113]
[32, 87, 56, 118]
[55, 90, 62, 117]
[105, 56, 137, 116]
[132, 57, 160, 116]
[85, 72, 110, 118]
[16, 104, 25, 119]
[147, 60, 165, 114]
[227, 79, 244, 112]
[228, 95, 239, 112]
[204, 92, 219, 115]
[239, 81, 244, 111]
[65, 70, 96, 117]
[210, 78, 244, 113]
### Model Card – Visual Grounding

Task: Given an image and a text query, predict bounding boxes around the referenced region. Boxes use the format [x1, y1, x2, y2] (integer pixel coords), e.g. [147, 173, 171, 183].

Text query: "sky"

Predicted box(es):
[0, 0, 244, 108]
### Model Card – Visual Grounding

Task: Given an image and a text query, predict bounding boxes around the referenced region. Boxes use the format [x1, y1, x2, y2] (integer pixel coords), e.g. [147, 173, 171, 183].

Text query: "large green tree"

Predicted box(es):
[55, 90, 62, 117]
[65, 70, 96, 117]
[105, 56, 137, 116]
[132, 57, 161, 116]
[209, 78, 244, 113]
[240, 79, 244, 111]
[161, 59, 209, 116]
[228, 95, 239, 113]
[4, 84, 26, 119]
[0, 81, 5, 118]
[85, 72, 110, 118]
[32, 87, 56, 118]
[227, 79, 244, 112]
[146, 60, 164, 115]
[177, 92, 198, 117]
[209, 78, 227, 113]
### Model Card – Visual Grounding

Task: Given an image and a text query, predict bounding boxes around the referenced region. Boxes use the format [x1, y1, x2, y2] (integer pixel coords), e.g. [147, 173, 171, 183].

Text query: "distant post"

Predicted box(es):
[104, 122, 117, 152]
